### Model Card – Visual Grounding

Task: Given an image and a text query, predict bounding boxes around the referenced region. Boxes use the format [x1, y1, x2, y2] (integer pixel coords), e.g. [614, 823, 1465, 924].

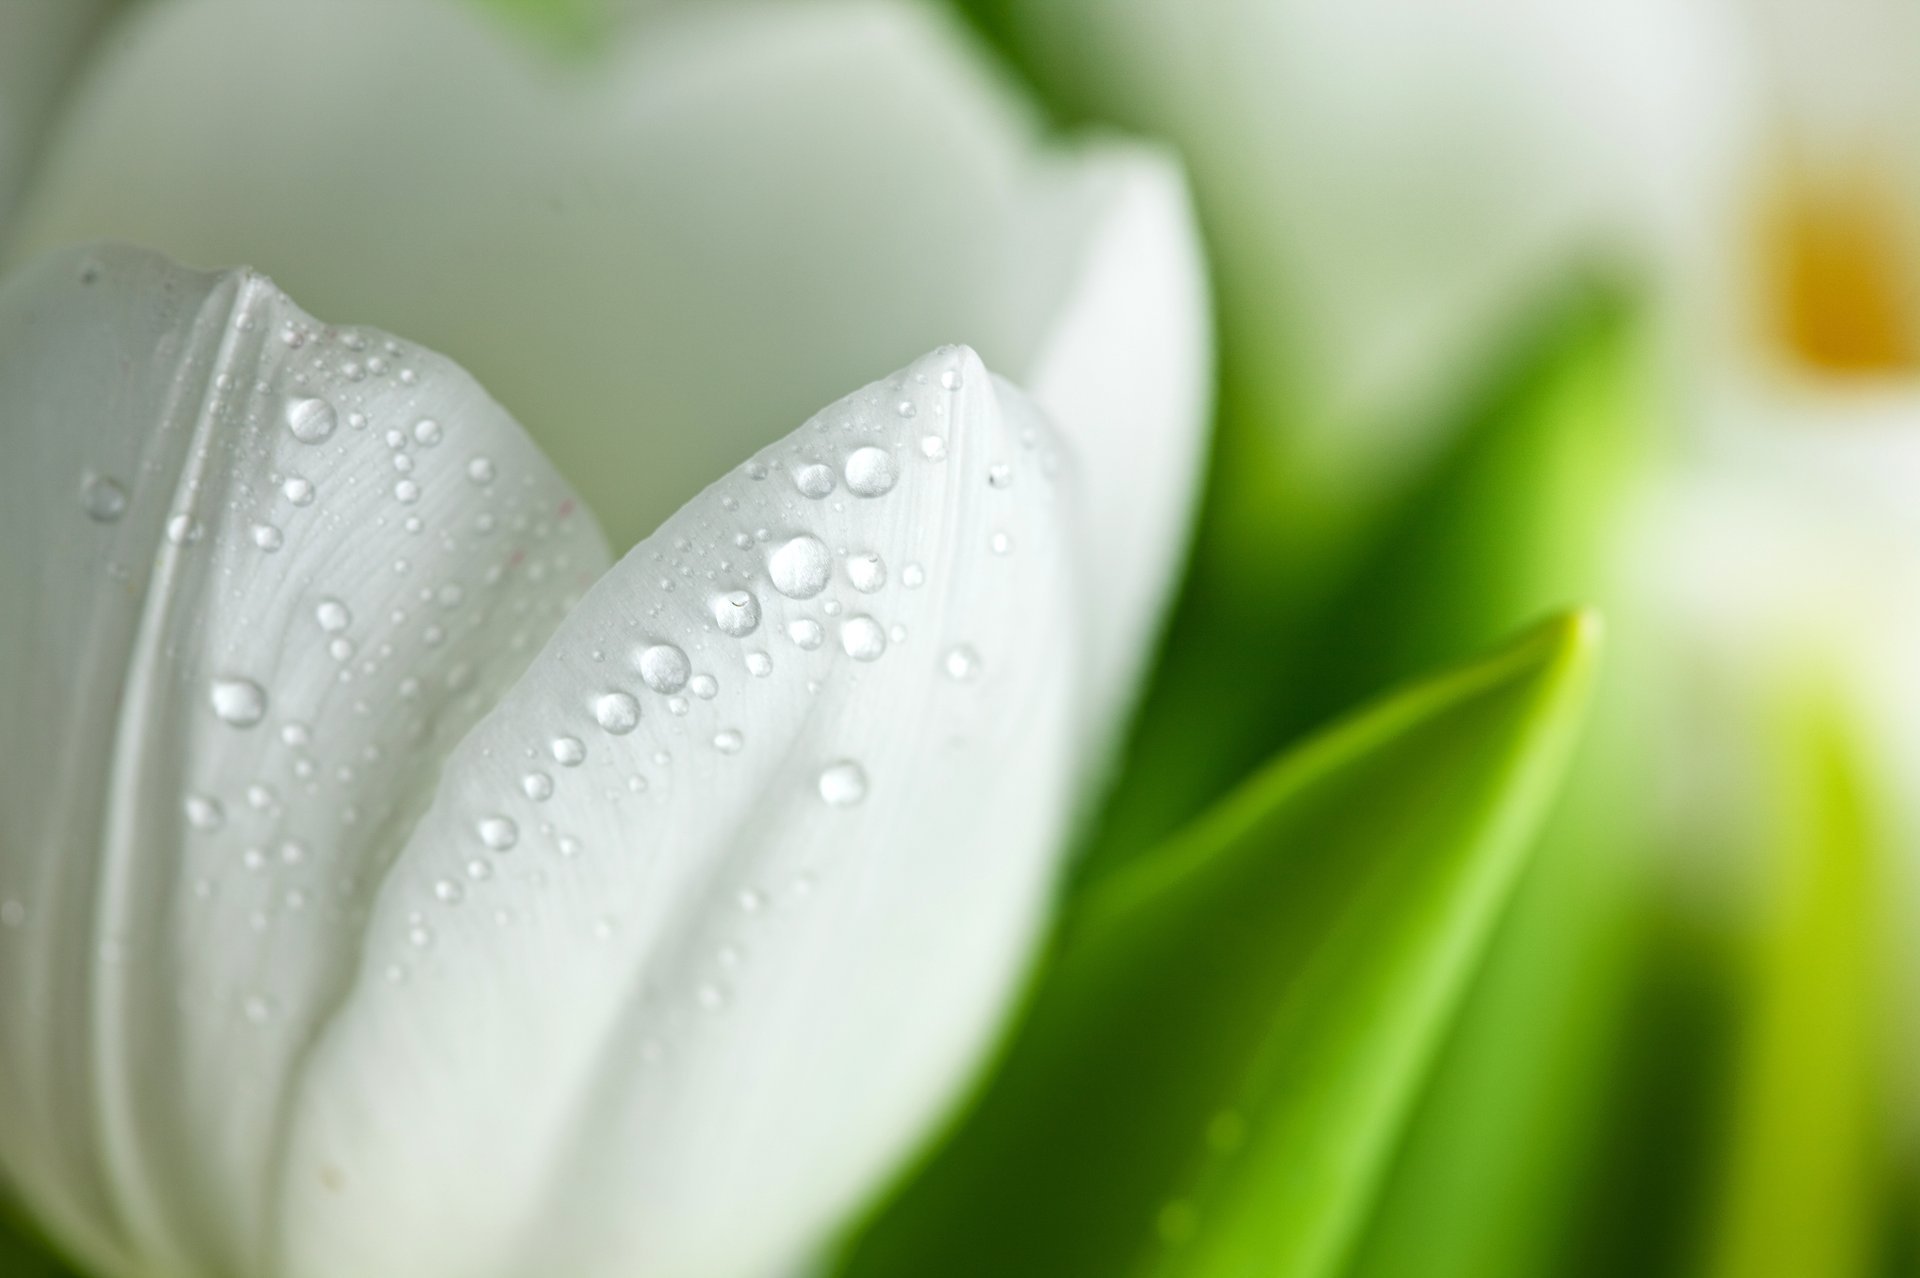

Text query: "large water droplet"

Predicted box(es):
[594, 691, 640, 735]
[209, 676, 267, 727]
[636, 643, 691, 693]
[841, 616, 886, 661]
[768, 535, 831, 599]
[794, 464, 835, 499]
[477, 816, 519, 850]
[817, 760, 868, 806]
[80, 473, 128, 523]
[711, 590, 762, 637]
[844, 447, 897, 498]
[284, 396, 338, 444]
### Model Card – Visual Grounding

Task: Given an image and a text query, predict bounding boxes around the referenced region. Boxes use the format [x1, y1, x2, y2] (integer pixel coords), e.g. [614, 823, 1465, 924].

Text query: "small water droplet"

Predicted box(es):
[636, 643, 691, 693]
[477, 815, 519, 850]
[209, 676, 267, 727]
[550, 735, 586, 767]
[746, 652, 773, 677]
[990, 531, 1013, 555]
[901, 562, 926, 589]
[817, 760, 868, 807]
[183, 793, 225, 830]
[987, 463, 1012, 489]
[895, 399, 918, 419]
[250, 522, 284, 551]
[940, 367, 964, 391]
[787, 618, 824, 650]
[769, 534, 831, 599]
[840, 616, 886, 661]
[844, 447, 897, 497]
[794, 464, 835, 499]
[393, 479, 421, 504]
[467, 457, 496, 485]
[943, 644, 980, 682]
[713, 728, 743, 754]
[433, 879, 464, 905]
[689, 674, 718, 700]
[81, 473, 128, 523]
[165, 513, 200, 545]
[412, 418, 443, 447]
[315, 597, 352, 633]
[285, 396, 338, 444]
[711, 590, 762, 637]
[846, 552, 886, 593]
[282, 476, 315, 506]
[521, 771, 553, 801]
[594, 691, 640, 735]
[920, 435, 947, 462]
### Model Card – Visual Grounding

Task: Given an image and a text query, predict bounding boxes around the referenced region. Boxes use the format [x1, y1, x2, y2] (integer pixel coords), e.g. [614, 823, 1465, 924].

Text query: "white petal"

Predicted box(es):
[272, 347, 1082, 1278]
[997, 0, 1752, 514]
[0, 244, 611, 1278]
[8, 0, 1210, 596]
[0, 0, 111, 232]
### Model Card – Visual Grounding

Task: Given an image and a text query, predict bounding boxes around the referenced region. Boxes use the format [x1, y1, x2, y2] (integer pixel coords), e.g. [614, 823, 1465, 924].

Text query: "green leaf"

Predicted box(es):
[832, 611, 1601, 1278]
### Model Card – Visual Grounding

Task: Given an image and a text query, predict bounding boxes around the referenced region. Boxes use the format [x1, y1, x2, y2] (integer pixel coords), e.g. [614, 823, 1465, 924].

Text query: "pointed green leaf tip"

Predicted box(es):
[832, 610, 1602, 1278]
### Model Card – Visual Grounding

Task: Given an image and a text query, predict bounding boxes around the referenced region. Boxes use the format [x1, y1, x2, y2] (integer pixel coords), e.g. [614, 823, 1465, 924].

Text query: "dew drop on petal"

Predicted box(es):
[817, 760, 868, 807]
[315, 598, 352, 633]
[550, 735, 586, 767]
[794, 464, 835, 499]
[284, 395, 338, 444]
[521, 771, 553, 801]
[846, 552, 886, 593]
[183, 793, 225, 830]
[787, 618, 824, 650]
[209, 677, 267, 727]
[467, 457, 496, 485]
[746, 652, 773, 678]
[80, 473, 128, 523]
[636, 643, 691, 694]
[843, 447, 897, 497]
[943, 644, 980, 682]
[841, 616, 886, 661]
[711, 590, 761, 637]
[412, 418, 443, 447]
[713, 729, 744, 754]
[477, 816, 519, 850]
[594, 692, 640, 735]
[769, 535, 831, 599]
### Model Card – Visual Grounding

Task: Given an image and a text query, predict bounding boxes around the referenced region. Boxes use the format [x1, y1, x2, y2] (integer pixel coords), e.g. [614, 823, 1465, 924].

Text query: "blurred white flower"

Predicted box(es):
[0, 2, 1211, 1275]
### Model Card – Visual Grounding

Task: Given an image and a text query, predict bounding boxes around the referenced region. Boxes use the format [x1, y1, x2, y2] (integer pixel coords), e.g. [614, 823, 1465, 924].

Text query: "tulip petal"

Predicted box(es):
[0, 243, 611, 1278]
[7, 1, 1212, 712]
[272, 346, 1082, 1278]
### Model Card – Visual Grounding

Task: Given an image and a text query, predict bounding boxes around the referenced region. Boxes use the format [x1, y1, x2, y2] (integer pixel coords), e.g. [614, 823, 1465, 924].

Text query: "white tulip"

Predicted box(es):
[0, 2, 1211, 1274]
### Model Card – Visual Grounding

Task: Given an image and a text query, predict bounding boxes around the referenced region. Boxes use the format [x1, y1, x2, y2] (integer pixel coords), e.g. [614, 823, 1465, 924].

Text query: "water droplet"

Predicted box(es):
[521, 771, 553, 801]
[209, 676, 267, 727]
[943, 645, 980, 681]
[165, 513, 200, 545]
[840, 616, 886, 661]
[183, 793, 225, 830]
[636, 643, 691, 693]
[844, 447, 897, 497]
[315, 597, 352, 633]
[285, 396, 338, 444]
[81, 473, 128, 523]
[940, 367, 964, 391]
[282, 476, 315, 506]
[901, 562, 926, 589]
[787, 618, 824, 650]
[711, 589, 761, 637]
[846, 552, 886, 593]
[243, 994, 275, 1025]
[412, 418, 443, 447]
[746, 652, 773, 678]
[987, 463, 1012, 489]
[794, 463, 835, 499]
[920, 435, 947, 462]
[250, 523, 284, 551]
[817, 760, 868, 806]
[467, 457, 496, 485]
[550, 735, 586, 767]
[477, 815, 519, 850]
[895, 399, 918, 419]
[990, 531, 1013, 555]
[688, 675, 717, 701]
[769, 535, 831, 599]
[594, 691, 640, 735]
[394, 479, 421, 504]
[713, 728, 743, 754]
